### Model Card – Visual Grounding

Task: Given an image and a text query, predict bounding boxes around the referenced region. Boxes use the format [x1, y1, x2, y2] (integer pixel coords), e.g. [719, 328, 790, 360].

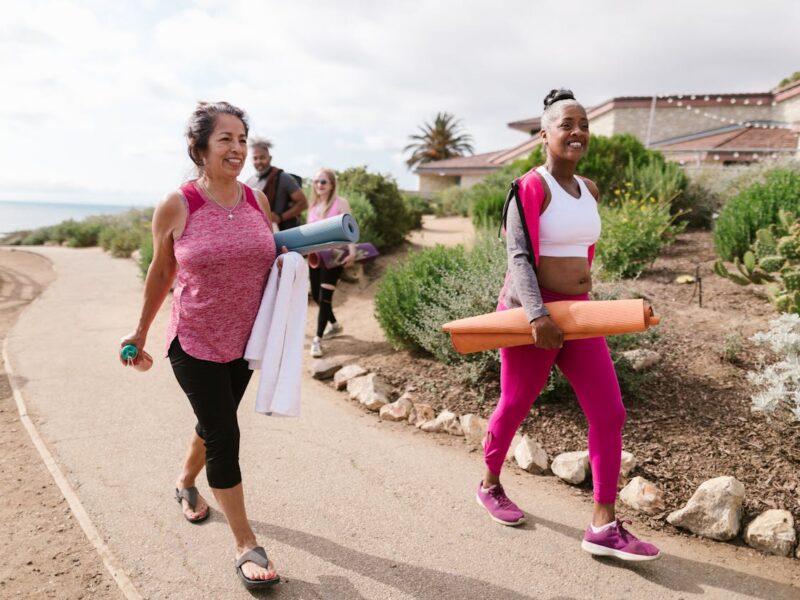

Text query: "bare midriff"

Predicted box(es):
[537, 256, 592, 295]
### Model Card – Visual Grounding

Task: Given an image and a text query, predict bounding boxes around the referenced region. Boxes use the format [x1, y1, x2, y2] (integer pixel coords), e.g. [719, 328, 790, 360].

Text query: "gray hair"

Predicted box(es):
[249, 137, 273, 153]
[541, 98, 582, 129]
[540, 88, 583, 129]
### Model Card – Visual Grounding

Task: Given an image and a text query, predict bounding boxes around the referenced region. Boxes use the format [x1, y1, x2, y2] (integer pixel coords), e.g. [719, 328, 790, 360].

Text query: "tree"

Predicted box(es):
[778, 71, 800, 88]
[404, 112, 475, 169]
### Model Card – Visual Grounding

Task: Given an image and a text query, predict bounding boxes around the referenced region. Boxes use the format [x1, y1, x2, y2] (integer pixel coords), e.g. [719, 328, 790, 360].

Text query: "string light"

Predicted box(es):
[645, 92, 797, 131]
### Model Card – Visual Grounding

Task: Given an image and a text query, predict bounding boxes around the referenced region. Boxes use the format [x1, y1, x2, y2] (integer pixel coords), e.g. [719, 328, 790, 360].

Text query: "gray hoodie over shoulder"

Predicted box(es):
[499, 199, 549, 322]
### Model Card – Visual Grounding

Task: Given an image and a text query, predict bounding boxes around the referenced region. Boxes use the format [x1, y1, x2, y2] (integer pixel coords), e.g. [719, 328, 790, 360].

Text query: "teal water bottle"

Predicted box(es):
[121, 344, 153, 372]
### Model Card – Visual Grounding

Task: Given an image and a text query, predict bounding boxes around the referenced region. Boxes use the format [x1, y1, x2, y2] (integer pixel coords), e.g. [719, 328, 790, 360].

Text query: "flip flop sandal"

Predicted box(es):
[235, 546, 280, 590]
[174, 486, 209, 524]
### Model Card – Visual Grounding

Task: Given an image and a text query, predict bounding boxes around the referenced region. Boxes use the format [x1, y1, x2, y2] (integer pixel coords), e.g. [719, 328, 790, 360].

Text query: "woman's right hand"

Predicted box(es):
[531, 316, 563, 349]
[119, 331, 147, 367]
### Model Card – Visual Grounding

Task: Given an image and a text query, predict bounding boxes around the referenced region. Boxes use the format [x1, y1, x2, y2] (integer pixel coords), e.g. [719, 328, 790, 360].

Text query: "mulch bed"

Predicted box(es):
[360, 230, 800, 538]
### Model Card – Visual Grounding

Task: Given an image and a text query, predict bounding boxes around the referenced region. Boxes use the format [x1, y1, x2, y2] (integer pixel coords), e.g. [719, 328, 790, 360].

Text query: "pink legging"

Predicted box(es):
[485, 289, 625, 504]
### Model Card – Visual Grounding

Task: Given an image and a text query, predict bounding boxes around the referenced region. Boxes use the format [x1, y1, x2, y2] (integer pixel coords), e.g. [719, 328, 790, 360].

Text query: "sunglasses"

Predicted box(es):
[313, 179, 330, 185]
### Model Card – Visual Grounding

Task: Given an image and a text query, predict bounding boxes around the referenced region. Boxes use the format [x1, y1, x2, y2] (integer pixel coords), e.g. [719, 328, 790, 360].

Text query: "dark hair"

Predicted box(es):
[185, 101, 249, 167]
[543, 88, 576, 109]
[541, 89, 581, 128]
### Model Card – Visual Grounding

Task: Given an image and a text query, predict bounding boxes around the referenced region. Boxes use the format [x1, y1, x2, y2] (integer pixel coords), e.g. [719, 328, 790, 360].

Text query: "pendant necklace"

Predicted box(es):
[200, 180, 242, 221]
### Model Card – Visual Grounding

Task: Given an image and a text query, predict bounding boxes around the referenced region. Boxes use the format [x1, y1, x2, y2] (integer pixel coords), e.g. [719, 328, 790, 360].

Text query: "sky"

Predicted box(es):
[1, 0, 798, 206]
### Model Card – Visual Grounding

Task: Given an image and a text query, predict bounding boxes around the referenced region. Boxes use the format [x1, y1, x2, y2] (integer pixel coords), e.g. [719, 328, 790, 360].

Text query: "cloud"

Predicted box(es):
[1, 0, 798, 202]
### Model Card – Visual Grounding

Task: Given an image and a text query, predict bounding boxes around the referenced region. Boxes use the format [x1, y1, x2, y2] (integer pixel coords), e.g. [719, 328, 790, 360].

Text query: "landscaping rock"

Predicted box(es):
[620, 451, 636, 477]
[346, 373, 393, 412]
[514, 435, 549, 474]
[379, 394, 414, 422]
[505, 434, 523, 461]
[460, 414, 488, 448]
[551, 451, 590, 485]
[409, 403, 435, 427]
[619, 477, 665, 515]
[667, 476, 745, 541]
[744, 509, 796, 557]
[333, 364, 367, 390]
[621, 349, 661, 371]
[420, 410, 462, 435]
[309, 358, 344, 380]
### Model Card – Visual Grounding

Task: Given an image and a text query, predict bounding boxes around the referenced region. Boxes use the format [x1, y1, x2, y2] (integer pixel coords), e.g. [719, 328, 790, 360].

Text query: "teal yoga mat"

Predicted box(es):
[273, 214, 359, 255]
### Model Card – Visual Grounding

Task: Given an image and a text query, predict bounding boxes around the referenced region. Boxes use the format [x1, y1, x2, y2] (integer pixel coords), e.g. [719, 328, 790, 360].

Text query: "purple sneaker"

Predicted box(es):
[581, 519, 661, 561]
[476, 481, 525, 526]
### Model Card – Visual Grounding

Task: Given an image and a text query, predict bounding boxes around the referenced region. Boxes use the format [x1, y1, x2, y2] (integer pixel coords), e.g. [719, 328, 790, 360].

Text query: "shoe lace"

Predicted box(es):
[489, 486, 515, 509]
[615, 519, 634, 541]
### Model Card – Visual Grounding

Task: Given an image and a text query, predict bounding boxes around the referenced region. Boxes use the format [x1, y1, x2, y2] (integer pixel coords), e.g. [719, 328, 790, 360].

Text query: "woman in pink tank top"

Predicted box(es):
[307, 168, 357, 358]
[119, 102, 281, 590]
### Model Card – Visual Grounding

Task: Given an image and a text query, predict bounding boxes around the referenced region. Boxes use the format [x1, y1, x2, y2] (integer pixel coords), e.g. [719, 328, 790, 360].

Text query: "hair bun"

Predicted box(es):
[543, 88, 576, 109]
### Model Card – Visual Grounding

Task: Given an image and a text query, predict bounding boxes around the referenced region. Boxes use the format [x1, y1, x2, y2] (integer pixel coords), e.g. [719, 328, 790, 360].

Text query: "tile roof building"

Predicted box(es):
[415, 81, 800, 196]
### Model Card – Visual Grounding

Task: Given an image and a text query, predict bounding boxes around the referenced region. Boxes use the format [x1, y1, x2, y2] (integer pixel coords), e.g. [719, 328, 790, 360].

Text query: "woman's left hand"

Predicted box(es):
[344, 244, 357, 268]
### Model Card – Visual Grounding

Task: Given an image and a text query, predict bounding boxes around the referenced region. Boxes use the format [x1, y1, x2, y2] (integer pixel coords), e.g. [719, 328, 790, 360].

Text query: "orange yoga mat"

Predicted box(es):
[441, 299, 660, 354]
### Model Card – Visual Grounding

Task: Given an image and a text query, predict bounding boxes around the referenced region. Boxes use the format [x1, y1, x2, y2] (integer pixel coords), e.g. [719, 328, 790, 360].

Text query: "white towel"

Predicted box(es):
[244, 252, 309, 416]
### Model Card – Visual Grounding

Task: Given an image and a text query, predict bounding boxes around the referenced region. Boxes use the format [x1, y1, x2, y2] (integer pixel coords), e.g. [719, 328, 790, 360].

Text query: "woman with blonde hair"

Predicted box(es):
[307, 168, 356, 357]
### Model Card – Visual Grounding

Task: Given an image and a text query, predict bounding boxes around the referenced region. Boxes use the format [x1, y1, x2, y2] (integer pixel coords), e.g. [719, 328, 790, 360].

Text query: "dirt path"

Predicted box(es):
[0, 248, 120, 599]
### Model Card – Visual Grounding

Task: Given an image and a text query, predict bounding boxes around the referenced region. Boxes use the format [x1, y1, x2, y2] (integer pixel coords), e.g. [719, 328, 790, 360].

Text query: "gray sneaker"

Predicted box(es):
[310, 336, 323, 358]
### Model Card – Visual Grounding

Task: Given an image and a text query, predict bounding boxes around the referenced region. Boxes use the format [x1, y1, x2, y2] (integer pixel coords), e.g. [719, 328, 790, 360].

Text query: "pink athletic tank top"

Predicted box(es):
[308, 196, 342, 223]
[165, 181, 276, 362]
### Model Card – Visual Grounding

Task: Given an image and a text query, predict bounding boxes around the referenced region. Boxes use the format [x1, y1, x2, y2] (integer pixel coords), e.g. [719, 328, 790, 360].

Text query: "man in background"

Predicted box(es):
[246, 137, 308, 230]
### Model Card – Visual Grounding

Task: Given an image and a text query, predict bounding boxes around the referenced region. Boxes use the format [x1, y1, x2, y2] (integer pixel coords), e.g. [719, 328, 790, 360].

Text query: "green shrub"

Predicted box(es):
[402, 193, 432, 229]
[405, 234, 506, 375]
[465, 158, 537, 229]
[20, 227, 56, 246]
[676, 180, 719, 229]
[624, 155, 687, 206]
[713, 168, 800, 261]
[526, 134, 665, 195]
[433, 186, 471, 217]
[471, 189, 506, 230]
[348, 191, 381, 247]
[97, 212, 151, 258]
[595, 185, 687, 279]
[374, 235, 505, 380]
[49, 219, 94, 247]
[337, 167, 413, 250]
[138, 233, 153, 279]
[374, 244, 468, 350]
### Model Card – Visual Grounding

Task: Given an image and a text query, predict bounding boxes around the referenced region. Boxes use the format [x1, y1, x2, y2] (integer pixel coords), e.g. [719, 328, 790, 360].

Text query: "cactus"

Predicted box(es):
[715, 209, 800, 314]
[759, 255, 787, 273]
[777, 236, 800, 260]
[782, 267, 800, 292]
[752, 228, 777, 259]
[714, 252, 775, 286]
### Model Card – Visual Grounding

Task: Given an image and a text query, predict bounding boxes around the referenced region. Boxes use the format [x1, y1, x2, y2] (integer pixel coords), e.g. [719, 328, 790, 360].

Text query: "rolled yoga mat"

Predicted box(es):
[272, 213, 359, 256]
[307, 242, 380, 269]
[441, 299, 660, 354]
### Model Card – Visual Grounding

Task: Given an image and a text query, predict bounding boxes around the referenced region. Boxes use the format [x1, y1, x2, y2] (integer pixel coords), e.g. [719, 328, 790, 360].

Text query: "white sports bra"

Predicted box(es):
[536, 166, 601, 258]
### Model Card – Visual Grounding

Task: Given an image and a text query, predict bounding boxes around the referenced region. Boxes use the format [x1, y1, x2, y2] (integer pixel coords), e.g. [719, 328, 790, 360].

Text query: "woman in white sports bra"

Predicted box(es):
[476, 89, 661, 562]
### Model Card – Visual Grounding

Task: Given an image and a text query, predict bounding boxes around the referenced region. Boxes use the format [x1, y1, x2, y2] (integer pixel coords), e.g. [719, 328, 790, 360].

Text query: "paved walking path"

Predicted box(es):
[6, 247, 799, 599]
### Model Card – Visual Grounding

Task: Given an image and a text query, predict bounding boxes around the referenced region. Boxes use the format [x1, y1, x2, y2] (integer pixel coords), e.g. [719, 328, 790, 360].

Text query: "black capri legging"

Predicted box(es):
[309, 265, 343, 337]
[168, 337, 252, 489]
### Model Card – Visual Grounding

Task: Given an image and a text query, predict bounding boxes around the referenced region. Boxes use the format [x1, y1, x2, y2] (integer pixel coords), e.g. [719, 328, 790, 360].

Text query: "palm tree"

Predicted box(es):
[404, 112, 475, 169]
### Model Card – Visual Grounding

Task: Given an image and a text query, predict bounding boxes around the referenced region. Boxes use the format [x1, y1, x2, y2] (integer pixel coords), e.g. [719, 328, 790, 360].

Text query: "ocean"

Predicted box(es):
[0, 200, 152, 236]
